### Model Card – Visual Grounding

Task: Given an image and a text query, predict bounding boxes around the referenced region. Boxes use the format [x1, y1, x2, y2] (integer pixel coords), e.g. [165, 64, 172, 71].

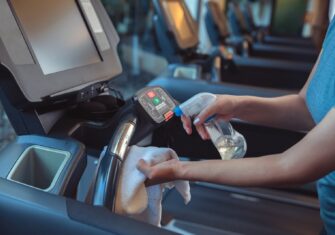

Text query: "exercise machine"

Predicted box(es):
[0, 0, 322, 234]
[227, 1, 318, 62]
[153, 0, 314, 90]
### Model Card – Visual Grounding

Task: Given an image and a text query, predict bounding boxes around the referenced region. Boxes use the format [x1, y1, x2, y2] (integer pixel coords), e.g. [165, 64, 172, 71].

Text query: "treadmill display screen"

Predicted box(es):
[10, 0, 101, 75]
[163, 1, 193, 41]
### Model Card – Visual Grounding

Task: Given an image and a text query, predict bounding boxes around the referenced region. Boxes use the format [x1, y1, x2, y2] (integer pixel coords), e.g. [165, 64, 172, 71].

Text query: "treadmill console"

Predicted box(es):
[135, 87, 176, 124]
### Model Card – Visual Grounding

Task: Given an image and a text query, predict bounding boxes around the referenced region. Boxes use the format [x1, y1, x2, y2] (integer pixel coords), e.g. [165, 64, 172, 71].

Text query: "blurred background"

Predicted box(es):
[0, 0, 332, 150]
[99, 0, 330, 95]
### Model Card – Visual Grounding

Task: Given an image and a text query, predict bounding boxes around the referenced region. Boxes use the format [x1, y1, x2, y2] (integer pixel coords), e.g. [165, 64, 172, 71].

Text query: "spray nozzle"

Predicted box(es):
[174, 106, 183, 117]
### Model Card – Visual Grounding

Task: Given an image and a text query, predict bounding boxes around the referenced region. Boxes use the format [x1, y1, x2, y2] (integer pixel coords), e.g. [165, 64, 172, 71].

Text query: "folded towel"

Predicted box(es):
[115, 145, 191, 226]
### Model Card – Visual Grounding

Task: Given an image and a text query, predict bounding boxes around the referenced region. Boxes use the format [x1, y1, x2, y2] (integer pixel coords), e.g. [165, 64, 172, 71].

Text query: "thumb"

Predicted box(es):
[193, 103, 218, 126]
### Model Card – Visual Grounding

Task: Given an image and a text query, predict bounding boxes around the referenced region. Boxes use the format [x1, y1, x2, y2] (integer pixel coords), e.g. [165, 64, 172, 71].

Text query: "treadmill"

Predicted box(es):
[153, 0, 313, 90]
[239, 0, 316, 48]
[227, 1, 318, 63]
[0, 0, 322, 234]
[206, 1, 316, 53]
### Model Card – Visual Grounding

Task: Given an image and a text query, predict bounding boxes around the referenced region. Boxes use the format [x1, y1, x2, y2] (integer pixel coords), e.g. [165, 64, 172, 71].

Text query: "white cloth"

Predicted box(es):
[114, 145, 191, 226]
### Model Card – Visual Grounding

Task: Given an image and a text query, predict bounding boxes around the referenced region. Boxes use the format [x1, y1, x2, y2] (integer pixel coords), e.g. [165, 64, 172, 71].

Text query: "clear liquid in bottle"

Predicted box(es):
[205, 119, 246, 160]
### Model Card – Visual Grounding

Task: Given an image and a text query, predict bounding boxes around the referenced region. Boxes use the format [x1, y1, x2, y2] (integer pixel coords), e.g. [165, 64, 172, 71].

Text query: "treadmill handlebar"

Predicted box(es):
[90, 115, 137, 211]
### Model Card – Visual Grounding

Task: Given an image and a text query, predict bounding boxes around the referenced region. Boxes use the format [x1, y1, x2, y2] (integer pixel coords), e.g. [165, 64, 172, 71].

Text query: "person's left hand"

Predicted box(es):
[137, 158, 182, 186]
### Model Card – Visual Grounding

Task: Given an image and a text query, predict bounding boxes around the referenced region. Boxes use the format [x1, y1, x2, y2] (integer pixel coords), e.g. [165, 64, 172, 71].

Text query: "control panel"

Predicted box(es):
[135, 86, 176, 124]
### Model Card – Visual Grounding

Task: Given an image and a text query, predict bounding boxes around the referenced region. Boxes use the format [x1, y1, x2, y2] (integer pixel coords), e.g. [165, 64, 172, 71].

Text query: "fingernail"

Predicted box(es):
[193, 117, 200, 125]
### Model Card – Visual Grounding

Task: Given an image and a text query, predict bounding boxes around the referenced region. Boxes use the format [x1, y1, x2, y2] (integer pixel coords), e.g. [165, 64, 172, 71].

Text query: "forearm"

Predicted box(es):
[177, 109, 335, 187]
[178, 155, 292, 187]
[233, 94, 315, 131]
[178, 152, 318, 187]
[141, 110, 335, 188]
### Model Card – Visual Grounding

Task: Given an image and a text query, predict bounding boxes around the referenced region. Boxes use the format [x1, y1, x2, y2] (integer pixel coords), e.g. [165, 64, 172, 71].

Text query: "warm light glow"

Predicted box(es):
[163, 1, 193, 40]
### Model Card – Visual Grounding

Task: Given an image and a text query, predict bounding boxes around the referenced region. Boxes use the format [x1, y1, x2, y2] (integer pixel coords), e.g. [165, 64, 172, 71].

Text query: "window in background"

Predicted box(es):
[271, 0, 308, 37]
[101, 0, 167, 99]
[163, 1, 194, 41]
[102, 0, 200, 61]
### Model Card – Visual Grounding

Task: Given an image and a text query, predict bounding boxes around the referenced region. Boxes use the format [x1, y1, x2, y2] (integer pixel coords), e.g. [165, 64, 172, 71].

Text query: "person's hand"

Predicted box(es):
[182, 94, 239, 140]
[137, 158, 182, 186]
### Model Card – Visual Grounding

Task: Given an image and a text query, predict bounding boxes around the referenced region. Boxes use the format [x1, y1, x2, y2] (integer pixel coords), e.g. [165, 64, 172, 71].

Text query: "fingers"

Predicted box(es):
[192, 104, 217, 140]
[137, 159, 160, 187]
[196, 124, 210, 140]
[181, 115, 192, 135]
[137, 159, 167, 186]
[150, 148, 175, 165]
[137, 159, 152, 178]
[138, 158, 180, 187]
[193, 104, 218, 126]
[182, 115, 209, 140]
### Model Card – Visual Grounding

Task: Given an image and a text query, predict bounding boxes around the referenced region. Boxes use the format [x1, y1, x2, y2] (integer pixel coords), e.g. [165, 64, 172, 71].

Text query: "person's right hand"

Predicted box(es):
[181, 94, 240, 140]
[137, 158, 182, 186]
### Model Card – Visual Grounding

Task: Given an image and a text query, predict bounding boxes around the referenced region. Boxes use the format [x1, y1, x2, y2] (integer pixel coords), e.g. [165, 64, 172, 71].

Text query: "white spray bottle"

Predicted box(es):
[174, 93, 246, 160]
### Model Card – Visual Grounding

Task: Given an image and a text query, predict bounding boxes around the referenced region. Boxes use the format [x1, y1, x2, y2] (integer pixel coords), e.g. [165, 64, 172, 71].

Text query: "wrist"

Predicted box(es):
[174, 161, 189, 180]
[233, 96, 252, 118]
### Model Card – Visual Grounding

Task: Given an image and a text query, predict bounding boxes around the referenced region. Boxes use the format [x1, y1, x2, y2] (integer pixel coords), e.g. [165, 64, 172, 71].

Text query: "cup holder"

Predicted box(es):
[7, 145, 70, 191]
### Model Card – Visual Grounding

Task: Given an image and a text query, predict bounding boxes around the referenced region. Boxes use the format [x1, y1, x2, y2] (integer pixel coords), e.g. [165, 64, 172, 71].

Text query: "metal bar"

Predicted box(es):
[91, 115, 137, 211]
